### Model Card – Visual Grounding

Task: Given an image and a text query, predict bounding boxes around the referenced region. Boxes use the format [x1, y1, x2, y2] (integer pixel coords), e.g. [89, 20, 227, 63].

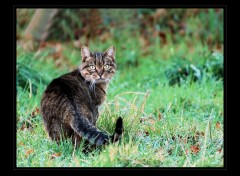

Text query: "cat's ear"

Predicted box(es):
[81, 46, 91, 62]
[104, 45, 115, 61]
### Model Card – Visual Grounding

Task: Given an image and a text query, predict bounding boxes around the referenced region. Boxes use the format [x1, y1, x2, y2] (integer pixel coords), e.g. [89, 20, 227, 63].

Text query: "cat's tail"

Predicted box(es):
[111, 117, 123, 143]
[71, 117, 123, 147]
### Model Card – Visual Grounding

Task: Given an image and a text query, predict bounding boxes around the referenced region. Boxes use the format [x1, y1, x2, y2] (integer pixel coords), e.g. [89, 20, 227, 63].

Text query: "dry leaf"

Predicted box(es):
[19, 142, 25, 146]
[50, 152, 62, 159]
[31, 107, 40, 117]
[25, 149, 34, 157]
[20, 124, 26, 130]
[190, 145, 200, 154]
[20, 122, 33, 131]
[216, 122, 221, 130]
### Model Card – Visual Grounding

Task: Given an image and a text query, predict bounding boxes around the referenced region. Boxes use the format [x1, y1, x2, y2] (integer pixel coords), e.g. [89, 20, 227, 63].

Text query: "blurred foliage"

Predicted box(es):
[16, 8, 224, 86]
[165, 52, 223, 86]
[137, 9, 223, 46]
[48, 9, 129, 42]
[16, 49, 59, 95]
[16, 9, 35, 39]
[17, 53, 44, 94]
[165, 62, 202, 86]
[203, 52, 223, 80]
[17, 9, 223, 47]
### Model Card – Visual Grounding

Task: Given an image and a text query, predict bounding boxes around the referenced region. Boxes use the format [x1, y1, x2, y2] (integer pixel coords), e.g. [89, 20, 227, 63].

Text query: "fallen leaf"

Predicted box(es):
[190, 145, 200, 154]
[19, 142, 25, 146]
[25, 149, 34, 157]
[20, 122, 33, 131]
[217, 148, 222, 153]
[20, 124, 26, 130]
[50, 152, 62, 159]
[216, 122, 221, 130]
[31, 107, 40, 117]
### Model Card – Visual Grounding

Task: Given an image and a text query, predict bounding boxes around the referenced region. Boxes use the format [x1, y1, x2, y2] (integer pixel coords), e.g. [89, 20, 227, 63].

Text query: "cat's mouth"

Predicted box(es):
[95, 78, 107, 84]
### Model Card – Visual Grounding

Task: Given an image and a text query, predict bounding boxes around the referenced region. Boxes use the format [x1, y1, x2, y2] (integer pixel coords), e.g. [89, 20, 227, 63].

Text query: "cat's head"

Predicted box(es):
[79, 45, 116, 84]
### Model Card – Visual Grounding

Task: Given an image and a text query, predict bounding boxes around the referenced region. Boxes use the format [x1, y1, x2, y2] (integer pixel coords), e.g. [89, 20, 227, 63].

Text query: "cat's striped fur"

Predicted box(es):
[40, 46, 123, 148]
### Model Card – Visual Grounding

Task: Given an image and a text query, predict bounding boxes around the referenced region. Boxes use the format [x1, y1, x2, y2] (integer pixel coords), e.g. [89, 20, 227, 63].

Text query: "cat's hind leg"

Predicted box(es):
[47, 119, 63, 144]
[72, 131, 82, 148]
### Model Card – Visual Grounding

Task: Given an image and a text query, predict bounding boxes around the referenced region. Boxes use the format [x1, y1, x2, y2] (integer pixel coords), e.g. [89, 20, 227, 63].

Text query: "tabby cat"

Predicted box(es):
[40, 45, 123, 148]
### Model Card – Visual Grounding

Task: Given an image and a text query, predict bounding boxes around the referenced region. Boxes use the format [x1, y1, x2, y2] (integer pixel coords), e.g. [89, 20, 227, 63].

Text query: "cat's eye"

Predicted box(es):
[89, 65, 95, 70]
[104, 64, 109, 69]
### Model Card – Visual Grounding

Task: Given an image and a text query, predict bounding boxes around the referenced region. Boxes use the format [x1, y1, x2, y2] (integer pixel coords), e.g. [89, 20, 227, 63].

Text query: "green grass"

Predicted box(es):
[16, 38, 223, 167]
[16, 9, 223, 167]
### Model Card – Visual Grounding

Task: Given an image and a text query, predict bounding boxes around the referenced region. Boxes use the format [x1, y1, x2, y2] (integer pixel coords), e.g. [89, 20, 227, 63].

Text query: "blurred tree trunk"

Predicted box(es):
[24, 9, 58, 42]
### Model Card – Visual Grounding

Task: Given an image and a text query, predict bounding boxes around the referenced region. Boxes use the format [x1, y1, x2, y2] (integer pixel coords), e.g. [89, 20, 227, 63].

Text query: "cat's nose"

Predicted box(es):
[96, 69, 103, 77]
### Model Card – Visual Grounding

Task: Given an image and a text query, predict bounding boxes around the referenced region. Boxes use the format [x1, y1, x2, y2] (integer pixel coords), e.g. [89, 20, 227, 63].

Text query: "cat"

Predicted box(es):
[40, 45, 123, 149]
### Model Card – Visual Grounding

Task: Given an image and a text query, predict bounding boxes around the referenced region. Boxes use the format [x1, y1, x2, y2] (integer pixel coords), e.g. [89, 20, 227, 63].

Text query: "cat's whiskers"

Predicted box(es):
[105, 79, 112, 85]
